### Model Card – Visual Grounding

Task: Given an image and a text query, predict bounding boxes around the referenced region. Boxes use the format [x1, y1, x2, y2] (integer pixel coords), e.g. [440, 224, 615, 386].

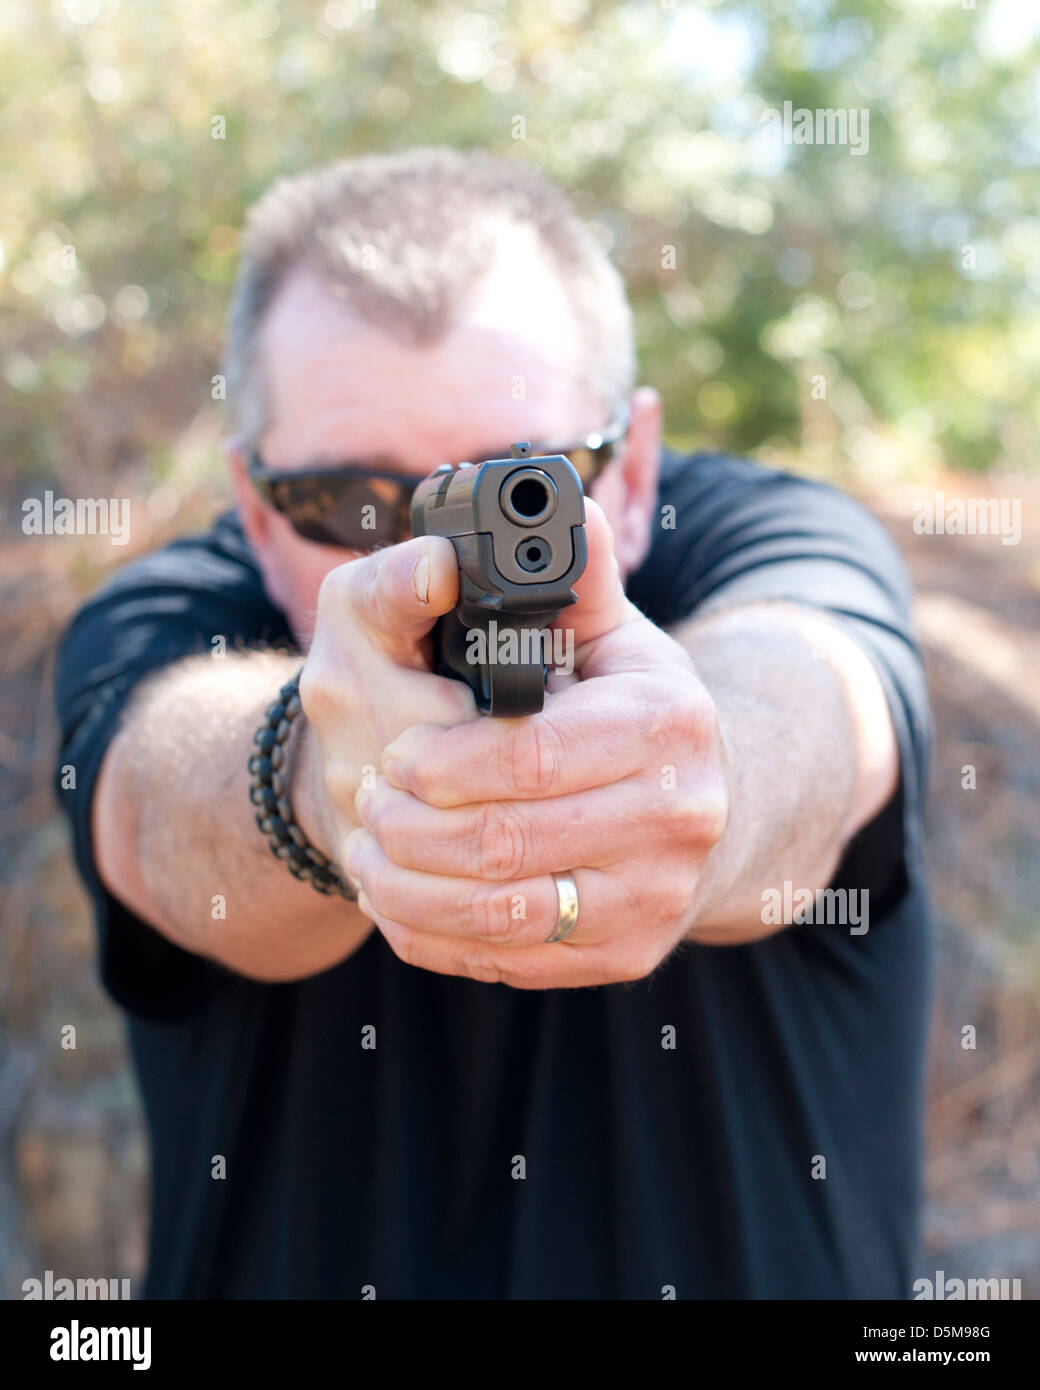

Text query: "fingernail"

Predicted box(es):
[412, 550, 430, 605]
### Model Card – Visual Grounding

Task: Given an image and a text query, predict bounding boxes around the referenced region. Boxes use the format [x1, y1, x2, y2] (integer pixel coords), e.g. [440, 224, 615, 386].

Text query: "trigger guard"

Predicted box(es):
[482, 657, 546, 717]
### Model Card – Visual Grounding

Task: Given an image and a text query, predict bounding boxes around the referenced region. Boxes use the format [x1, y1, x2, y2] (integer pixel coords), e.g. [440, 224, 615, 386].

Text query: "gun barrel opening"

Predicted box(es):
[500, 468, 559, 527]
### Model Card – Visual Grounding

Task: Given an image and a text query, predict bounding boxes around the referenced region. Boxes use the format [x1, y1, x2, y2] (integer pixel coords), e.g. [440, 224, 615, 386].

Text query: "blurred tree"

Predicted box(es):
[1, 0, 1038, 496]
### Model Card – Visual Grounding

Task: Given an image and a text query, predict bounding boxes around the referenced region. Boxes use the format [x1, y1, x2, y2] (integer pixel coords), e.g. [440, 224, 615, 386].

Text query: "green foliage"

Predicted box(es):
[2, 0, 1038, 491]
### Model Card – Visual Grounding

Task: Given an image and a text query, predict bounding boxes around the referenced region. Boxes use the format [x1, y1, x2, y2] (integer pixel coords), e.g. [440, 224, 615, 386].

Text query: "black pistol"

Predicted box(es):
[410, 443, 587, 716]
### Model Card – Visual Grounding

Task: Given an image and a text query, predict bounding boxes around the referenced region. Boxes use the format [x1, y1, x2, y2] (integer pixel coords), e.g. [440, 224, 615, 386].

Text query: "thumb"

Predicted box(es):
[560, 497, 637, 649]
[340, 535, 459, 667]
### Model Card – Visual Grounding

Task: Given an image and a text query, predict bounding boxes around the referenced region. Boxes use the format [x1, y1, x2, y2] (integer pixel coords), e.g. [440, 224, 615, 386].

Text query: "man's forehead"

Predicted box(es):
[255, 253, 600, 471]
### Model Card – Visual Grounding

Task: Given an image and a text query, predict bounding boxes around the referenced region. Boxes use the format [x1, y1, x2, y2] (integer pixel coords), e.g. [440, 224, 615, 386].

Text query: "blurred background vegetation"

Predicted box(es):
[4, 0, 1040, 492]
[2, 0, 1040, 1297]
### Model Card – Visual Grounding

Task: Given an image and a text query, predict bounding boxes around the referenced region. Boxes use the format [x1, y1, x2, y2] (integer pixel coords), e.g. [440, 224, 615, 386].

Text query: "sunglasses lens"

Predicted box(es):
[260, 429, 622, 549]
[277, 477, 408, 549]
[564, 447, 607, 486]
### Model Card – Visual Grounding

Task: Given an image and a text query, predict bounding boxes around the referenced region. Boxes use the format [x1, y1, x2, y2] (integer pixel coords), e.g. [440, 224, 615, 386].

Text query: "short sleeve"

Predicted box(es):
[626, 450, 932, 908]
[53, 511, 294, 1020]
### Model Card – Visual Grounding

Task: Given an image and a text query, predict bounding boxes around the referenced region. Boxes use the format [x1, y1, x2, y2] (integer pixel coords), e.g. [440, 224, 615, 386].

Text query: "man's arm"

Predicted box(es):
[93, 650, 373, 983]
[673, 601, 900, 943]
[89, 534, 475, 984]
[340, 501, 910, 986]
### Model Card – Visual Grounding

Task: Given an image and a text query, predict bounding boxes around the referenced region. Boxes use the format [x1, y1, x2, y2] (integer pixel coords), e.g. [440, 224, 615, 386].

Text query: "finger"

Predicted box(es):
[382, 665, 711, 806]
[557, 498, 636, 649]
[332, 535, 460, 667]
[356, 776, 681, 879]
[573, 601, 696, 683]
[371, 915, 656, 990]
[344, 828, 616, 946]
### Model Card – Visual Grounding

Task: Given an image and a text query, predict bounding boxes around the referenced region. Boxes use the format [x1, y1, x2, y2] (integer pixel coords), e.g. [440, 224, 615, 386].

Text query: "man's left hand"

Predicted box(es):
[342, 502, 730, 989]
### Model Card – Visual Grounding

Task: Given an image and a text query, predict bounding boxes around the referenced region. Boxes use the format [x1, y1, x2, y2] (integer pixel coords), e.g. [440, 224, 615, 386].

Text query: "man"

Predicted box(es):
[54, 147, 932, 1299]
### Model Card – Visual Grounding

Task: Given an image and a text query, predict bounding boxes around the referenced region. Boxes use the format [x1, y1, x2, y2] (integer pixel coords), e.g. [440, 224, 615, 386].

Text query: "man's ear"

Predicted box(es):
[610, 385, 662, 576]
[227, 442, 290, 611]
[228, 442, 267, 547]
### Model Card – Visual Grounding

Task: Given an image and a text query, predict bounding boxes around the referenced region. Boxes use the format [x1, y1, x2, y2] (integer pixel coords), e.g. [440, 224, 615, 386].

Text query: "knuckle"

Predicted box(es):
[323, 761, 356, 810]
[323, 559, 380, 634]
[366, 548, 400, 630]
[702, 794, 730, 847]
[474, 802, 528, 880]
[314, 563, 347, 618]
[429, 681, 479, 725]
[674, 792, 729, 849]
[456, 946, 506, 986]
[465, 883, 516, 941]
[645, 791, 681, 836]
[384, 926, 419, 969]
[343, 545, 381, 611]
[405, 758, 449, 807]
[500, 716, 564, 796]
[364, 793, 398, 854]
[333, 546, 393, 633]
[653, 877, 692, 926]
[499, 957, 555, 990]
[616, 943, 663, 983]
[357, 862, 389, 915]
[299, 660, 361, 739]
[298, 662, 334, 728]
[665, 879, 694, 922]
[646, 675, 714, 746]
[599, 949, 642, 985]
[677, 675, 716, 728]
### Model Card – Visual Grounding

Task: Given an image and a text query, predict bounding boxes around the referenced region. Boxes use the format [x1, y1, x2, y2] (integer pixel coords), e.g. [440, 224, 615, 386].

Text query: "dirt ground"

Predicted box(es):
[2, 466, 1038, 1298]
[869, 471, 1040, 1295]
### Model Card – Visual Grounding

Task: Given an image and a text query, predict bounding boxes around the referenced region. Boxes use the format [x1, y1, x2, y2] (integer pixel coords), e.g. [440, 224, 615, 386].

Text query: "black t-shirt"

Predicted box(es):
[53, 448, 933, 1299]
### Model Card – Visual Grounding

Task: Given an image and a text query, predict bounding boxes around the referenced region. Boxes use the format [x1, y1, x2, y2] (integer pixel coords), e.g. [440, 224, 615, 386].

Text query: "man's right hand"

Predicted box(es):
[295, 536, 480, 881]
[92, 536, 477, 983]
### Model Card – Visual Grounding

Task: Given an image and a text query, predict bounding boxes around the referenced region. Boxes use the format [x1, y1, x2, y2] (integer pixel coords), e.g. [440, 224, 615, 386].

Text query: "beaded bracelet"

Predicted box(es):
[247, 670, 358, 901]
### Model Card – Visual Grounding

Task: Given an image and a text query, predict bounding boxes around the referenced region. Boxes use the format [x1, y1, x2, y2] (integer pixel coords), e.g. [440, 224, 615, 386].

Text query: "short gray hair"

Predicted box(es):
[224, 146, 635, 444]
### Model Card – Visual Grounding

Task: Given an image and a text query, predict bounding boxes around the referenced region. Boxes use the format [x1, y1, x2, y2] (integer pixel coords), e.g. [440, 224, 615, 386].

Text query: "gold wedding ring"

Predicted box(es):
[546, 871, 579, 943]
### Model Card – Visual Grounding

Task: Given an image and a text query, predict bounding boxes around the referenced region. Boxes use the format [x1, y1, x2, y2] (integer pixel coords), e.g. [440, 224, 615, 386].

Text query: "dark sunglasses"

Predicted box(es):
[247, 405, 630, 550]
